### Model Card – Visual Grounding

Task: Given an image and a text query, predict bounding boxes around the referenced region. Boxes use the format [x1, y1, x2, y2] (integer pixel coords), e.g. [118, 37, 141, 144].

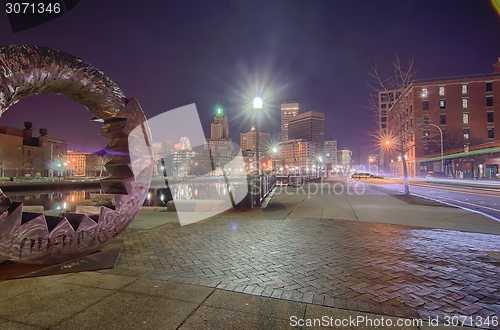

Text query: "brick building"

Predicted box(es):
[0, 122, 67, 177]
[380, 58, 500, 178]
[66, 150, 91, 176]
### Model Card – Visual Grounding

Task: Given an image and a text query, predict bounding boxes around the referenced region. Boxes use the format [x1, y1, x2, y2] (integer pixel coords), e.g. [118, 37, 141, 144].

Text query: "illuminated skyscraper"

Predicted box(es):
[288, 111, 325, 155]
[211, 108, 229, 140]
[280, 102, 299, 141]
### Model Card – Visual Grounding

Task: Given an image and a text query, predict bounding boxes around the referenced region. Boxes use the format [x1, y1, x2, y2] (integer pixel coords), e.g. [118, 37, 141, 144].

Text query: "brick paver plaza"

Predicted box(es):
[101, 180, 500, 328]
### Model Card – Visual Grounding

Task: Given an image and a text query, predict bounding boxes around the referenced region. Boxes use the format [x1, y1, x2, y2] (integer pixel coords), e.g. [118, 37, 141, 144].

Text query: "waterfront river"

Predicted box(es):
[3, 182, 234, 211]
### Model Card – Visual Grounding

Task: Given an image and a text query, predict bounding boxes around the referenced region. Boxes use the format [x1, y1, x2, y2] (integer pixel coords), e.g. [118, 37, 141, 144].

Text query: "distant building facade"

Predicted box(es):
[381, 58, 500, 178]
[288, 111, 325, 155]
[324, 140, 338, 168]
[339, 149, 352, 172]
[66, 150, 91, 176]
[0, 122, 67, 177]
[277, 139, 316, 174]
[240, 127, 271, 156]
[280, 102, 299, 141]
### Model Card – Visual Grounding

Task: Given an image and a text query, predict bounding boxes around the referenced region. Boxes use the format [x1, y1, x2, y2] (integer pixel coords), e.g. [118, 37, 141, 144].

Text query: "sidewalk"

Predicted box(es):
[0, 180, 498, 329]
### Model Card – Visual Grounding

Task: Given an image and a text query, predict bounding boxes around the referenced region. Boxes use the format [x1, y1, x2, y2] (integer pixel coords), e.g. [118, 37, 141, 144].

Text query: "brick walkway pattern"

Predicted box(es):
[103, 216, 500, 329]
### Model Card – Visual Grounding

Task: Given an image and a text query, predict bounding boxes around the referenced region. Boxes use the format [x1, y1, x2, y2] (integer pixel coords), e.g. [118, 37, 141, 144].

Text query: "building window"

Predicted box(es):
[462, 98, 468, 108]
[440, 114, 446, 125]
[488, 128, 495, 138]
[381, 110, 387, 116]
[442, 130, 447, 141]
[462, 113, 469, 124]
[486, 82, 493, 92]
[462, 84, 468, 94]
[487, 96, 493, 107]
[463, 128, 470, 139]
[487, 111, 494, 123]
[439, 100, 446, 110]
[439, 86, 445, 96]
[423, 115, 429, 124]
[381, 123, 386, 128]
[423, 130, 429, 137]
[381, 103, 387, 109]
[422, 100, 429, 110]
[381, 117, 387, 122]
[27, 151, 30, 156]
[422, 88, 428, 98]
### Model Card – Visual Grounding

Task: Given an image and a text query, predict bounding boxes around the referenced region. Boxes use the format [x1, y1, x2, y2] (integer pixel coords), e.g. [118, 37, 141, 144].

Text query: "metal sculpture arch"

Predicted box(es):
[0, 45, 153, 264]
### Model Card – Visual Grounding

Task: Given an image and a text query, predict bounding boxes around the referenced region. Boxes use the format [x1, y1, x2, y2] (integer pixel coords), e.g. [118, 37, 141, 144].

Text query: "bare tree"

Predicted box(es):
[87, 153, 111, 177]
[367, 54, 419, 196]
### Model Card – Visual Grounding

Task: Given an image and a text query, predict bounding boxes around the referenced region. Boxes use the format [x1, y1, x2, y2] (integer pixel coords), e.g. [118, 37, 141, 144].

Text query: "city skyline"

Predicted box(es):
[1, 1, 500, 163]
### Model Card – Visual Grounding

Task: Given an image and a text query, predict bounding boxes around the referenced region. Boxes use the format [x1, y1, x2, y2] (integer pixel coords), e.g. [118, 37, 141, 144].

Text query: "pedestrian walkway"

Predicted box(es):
[0, 179, 498, 329]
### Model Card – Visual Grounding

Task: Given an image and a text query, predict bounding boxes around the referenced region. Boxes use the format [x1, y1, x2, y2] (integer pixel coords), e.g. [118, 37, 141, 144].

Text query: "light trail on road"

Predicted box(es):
[373, 181, 500, 222]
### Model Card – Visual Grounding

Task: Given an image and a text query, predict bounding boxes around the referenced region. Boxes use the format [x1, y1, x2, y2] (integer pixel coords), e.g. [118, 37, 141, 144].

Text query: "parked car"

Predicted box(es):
[426, 171, 448, 179]
[351, 172, 372, 179]
[351, 173, 384, 179]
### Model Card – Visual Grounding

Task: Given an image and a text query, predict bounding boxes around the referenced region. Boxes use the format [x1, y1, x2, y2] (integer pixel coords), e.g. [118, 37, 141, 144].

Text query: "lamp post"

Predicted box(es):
[253, 97, 262, 176]
[272, 147, 277, 174]
[425, 123, 444, 172]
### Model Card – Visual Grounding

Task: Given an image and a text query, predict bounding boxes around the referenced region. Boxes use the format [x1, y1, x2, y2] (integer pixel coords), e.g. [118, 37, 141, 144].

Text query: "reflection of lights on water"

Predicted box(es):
[231, 221, 240, 233]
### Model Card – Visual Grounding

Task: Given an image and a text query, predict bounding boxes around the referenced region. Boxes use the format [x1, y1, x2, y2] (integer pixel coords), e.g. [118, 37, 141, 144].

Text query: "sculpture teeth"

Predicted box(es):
[0, 45, 154, 265]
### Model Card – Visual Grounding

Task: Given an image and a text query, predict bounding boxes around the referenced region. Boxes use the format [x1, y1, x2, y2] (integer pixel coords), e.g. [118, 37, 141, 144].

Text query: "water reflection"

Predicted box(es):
[7, 182, 241, 210]
[143, 183, 234, 206]
[5, 189, 103, 211]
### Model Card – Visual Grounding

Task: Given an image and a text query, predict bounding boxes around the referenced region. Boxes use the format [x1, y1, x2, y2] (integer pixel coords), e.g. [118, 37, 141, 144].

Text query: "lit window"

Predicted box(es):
[440, 114, 446, 125]
[439, 86, 445, 96]
[423, 130, 429, 136]
[462, 113, 469, 124]
[439, 100, 446, 110]
[488, 127, 495, 139]
[487, 111, 494, 123]
[462, 98, 468, 108]
[463, 128, 470, 139]
[422, 88, 428, 97]
[487, 96, 493, 107]
[422, 100, 429, 110]
[462, 84, 468, 94]
[486, 82, 493, 92]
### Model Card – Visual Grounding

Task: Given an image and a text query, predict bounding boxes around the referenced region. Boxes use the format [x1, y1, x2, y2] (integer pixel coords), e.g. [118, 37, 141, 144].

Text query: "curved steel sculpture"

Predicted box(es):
[0, 45, 153, 264]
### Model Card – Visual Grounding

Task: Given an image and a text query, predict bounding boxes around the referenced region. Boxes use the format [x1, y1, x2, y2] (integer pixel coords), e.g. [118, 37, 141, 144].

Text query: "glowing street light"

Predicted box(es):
[253, 97, 263, 109]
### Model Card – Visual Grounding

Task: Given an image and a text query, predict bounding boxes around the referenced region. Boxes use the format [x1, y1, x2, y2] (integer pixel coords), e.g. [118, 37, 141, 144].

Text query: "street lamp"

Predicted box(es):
[253, 97, 262, 176]
[368, 157, 374, 172]
[425, 123, 444, 172]
[272, 147, 277, 174]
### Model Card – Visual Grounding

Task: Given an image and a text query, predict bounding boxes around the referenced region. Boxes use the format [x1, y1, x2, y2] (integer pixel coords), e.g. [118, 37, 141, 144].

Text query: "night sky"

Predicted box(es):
[1, 0, 500, 163]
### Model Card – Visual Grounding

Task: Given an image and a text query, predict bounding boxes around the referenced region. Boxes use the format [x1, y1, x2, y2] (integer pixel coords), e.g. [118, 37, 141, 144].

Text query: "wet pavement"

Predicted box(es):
[98, 179, 500, 329]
